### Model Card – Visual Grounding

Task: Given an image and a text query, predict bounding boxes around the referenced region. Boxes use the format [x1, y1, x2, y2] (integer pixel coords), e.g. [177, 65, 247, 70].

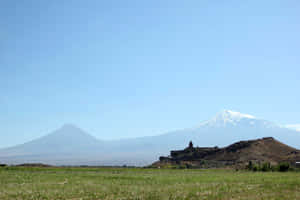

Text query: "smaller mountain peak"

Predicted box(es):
[61, 123, 79, 130]
[55, 124, 88, 135]
[59, 124, 90, 133]
[47, 123, 98, 141]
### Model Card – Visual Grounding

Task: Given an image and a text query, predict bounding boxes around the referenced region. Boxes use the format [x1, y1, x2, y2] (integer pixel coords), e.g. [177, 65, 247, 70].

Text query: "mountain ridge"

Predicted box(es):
[1, 110, 300, 166]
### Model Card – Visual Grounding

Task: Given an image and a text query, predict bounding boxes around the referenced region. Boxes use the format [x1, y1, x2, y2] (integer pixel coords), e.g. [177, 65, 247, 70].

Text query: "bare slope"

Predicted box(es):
[156, 137, 300, 167]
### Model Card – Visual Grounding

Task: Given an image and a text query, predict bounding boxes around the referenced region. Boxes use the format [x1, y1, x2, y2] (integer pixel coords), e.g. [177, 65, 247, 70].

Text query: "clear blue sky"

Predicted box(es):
[1, 0, 300, 148]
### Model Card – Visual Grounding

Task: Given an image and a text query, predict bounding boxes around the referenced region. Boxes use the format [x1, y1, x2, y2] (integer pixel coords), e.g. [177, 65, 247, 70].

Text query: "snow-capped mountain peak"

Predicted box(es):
[216, 110, 255, 120]
[200, 110, 257, 127]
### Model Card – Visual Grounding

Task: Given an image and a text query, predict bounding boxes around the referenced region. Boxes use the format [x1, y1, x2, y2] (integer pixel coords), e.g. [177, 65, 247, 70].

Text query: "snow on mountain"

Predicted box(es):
[217, 110, 256, 120]
[198, 110, 276, 128]
[1, 110, 300, 166]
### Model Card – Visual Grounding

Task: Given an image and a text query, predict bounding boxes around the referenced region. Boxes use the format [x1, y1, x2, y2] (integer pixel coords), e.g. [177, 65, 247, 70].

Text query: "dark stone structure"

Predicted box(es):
[156, 137, 300, 168]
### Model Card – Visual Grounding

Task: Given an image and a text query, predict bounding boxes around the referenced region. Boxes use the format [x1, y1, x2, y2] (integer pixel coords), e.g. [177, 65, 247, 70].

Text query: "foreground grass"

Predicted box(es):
[0, 167, 300, 200]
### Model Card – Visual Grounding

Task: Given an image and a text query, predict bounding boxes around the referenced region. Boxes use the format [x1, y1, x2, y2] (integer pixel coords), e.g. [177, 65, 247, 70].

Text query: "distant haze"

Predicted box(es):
[1, 110, 300, 166]
[285, 124, 300, 132]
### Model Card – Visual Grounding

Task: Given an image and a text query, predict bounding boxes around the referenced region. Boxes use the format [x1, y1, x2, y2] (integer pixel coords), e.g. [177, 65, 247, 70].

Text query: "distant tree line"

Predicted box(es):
[246, 161, 292, 172]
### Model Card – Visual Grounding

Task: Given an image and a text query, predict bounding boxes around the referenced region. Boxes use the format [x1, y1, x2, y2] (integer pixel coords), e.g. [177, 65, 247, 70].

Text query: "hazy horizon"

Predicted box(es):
[1, 109, 299, 149]
[1, 1, 300, 148]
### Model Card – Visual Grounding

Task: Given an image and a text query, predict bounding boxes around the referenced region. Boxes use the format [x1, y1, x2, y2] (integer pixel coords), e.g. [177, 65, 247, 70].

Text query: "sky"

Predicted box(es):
[1, 0, 300, 148]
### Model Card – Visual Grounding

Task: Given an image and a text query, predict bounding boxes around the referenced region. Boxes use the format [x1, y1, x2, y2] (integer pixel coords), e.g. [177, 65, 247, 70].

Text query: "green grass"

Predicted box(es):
[1, 167, 300, 200]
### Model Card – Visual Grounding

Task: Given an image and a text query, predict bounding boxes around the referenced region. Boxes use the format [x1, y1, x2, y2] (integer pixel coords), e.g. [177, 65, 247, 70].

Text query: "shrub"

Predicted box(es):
[246, 161, 292, 172]
[278, 163, 290, 172]
[247, 161, 253, 170]
[179, 164, 187, 169]
[185, 163, 192, 169]
[252, 165, 259, 172]
[261, 162, 271, 172]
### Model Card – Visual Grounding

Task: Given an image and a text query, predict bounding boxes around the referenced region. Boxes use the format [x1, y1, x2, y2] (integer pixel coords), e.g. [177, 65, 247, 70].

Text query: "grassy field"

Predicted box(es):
[1, 167, 300, 200]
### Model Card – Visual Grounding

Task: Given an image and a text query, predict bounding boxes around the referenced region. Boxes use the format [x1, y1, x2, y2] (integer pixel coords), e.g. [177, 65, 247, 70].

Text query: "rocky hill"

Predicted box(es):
[153, 137, 300, 168]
